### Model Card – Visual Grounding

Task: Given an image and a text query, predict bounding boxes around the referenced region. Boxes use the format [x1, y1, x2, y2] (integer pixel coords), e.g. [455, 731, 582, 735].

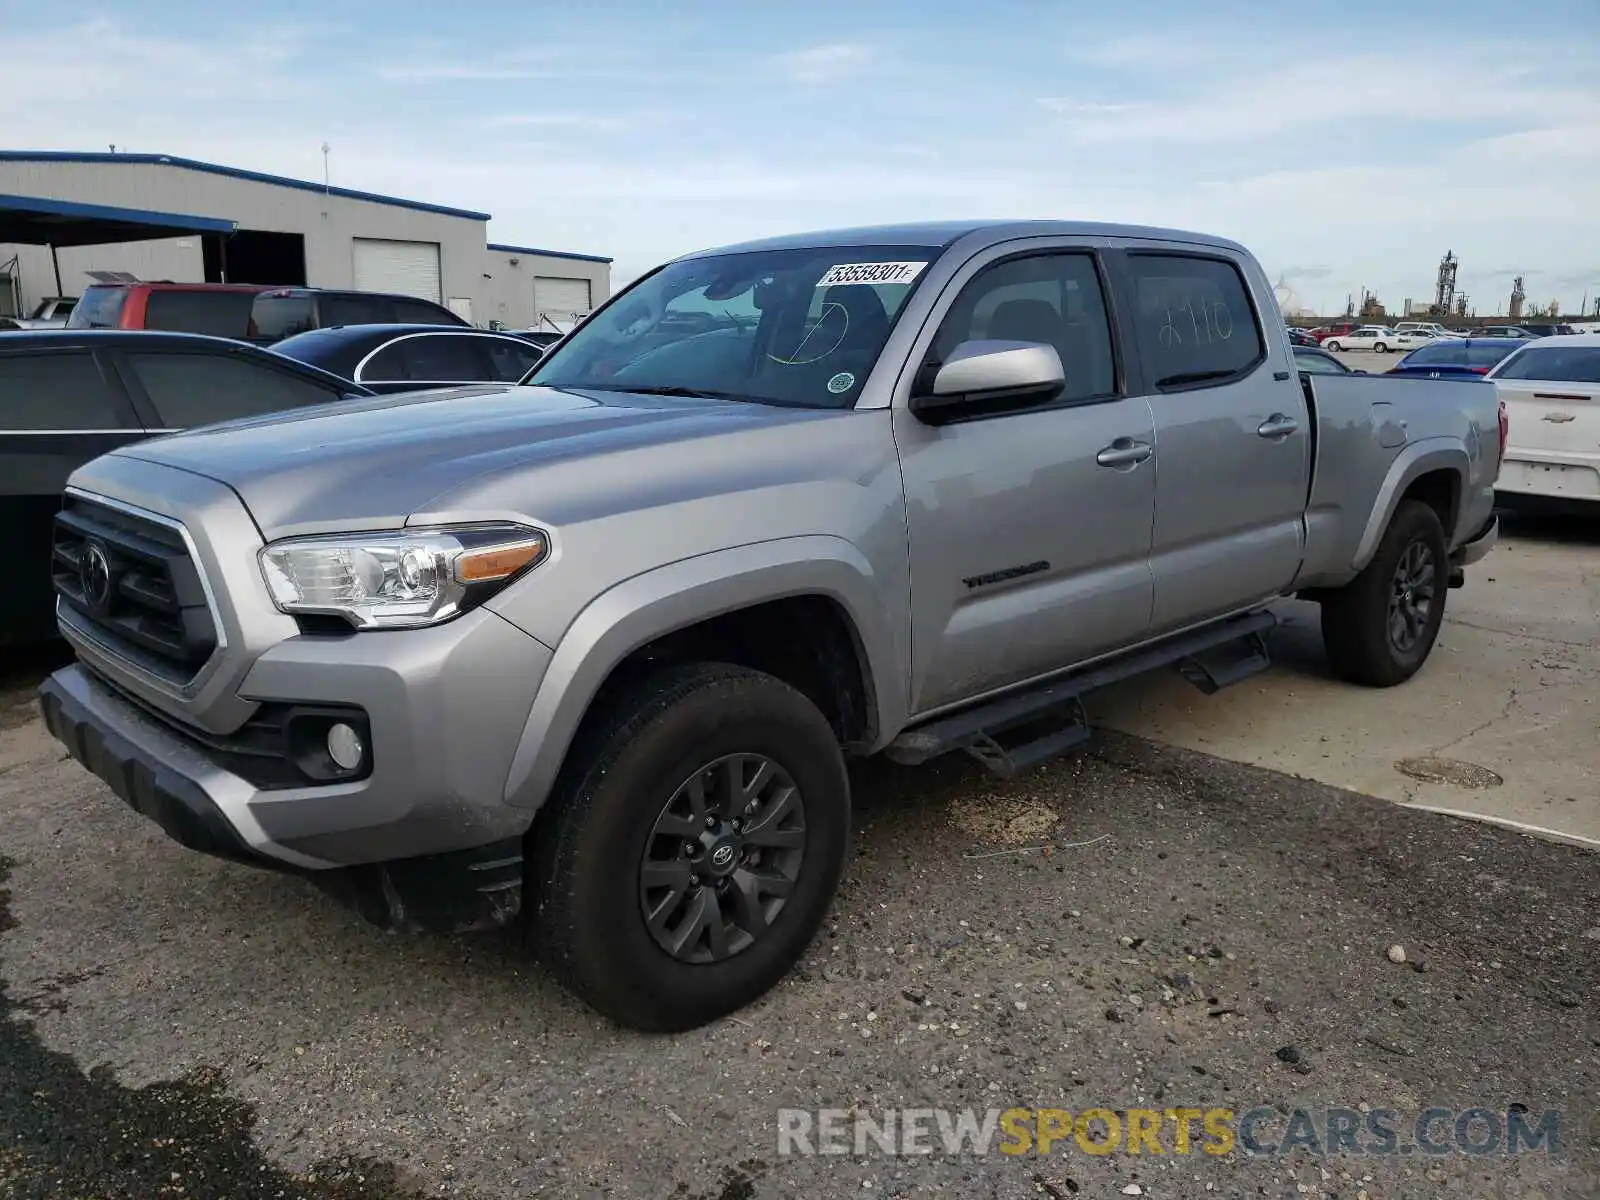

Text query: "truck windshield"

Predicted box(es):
[526, 245, 938, 408]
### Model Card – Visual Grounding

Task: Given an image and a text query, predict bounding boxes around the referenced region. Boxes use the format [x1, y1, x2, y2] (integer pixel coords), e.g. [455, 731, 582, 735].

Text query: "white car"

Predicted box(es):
[1488, 334, 1600, 507]
[1322, 325, 1410, 353]
[1395, 322, 1452, 341]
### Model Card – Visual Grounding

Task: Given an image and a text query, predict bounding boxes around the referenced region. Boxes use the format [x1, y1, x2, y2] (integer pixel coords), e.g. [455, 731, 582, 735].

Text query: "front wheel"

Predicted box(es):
[1319, 499, 1449, 687]
[1325, 339, 1342, 352]
[1374, 342, 1389, 353]
[527, 663, 850, 1031]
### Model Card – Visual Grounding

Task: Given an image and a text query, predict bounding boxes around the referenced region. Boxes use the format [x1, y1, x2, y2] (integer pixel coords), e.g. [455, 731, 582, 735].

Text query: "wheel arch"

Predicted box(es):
[502, 536, 903, 813]
[1351, 441, 1467, 572]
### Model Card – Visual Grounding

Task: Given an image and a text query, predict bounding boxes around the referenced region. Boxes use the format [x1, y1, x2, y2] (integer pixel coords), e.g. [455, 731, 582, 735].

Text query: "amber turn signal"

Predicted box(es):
[456, 539, 547, 583]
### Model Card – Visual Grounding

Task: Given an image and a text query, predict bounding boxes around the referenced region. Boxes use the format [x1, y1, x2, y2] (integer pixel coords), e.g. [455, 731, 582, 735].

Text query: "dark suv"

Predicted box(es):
[67, 283, 468, 344]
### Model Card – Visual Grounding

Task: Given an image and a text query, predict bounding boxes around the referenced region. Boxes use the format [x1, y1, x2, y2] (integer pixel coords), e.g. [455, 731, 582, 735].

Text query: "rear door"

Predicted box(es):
[0, 347, 144, 638]
[1490, 343, 1600, 502]
[1112, 245, 1311, 632]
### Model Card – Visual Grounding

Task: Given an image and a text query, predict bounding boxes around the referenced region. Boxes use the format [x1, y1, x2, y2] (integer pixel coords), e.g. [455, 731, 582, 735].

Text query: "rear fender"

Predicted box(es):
[1351, 439, 1467, 571]
[501, 535, 903, 812]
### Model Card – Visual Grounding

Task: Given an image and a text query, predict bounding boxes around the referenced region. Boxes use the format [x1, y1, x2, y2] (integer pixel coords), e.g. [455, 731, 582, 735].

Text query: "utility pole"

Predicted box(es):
[321, 142, 331, 194]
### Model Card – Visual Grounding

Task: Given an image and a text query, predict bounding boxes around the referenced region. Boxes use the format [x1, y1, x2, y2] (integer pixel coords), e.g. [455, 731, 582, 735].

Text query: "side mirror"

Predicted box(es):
[910, 340, 1065, 424]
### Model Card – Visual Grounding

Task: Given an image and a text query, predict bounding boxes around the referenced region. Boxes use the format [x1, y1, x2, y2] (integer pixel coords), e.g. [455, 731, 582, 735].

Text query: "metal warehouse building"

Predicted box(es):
[0, 151, 610, 329]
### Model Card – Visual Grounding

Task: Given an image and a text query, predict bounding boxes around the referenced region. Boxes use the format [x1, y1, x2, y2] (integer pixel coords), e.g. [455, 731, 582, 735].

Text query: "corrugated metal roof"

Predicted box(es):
[0, 151, 492, 221]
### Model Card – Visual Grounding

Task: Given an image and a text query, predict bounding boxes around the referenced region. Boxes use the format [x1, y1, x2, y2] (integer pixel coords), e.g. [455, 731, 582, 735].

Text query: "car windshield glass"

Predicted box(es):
[527, 245, 939, 408]
[1469, 342, 1517, 367]
[1493, 346, 1600, 383]
[66, 287, 127, 329]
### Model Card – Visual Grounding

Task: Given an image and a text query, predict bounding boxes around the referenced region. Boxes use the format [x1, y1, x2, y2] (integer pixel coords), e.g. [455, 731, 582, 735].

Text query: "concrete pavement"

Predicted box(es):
[1091, 511, 1600, 847]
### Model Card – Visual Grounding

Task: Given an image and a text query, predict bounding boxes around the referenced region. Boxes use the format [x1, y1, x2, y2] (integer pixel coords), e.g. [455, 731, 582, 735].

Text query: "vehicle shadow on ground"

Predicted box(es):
[1496, 504, 1600, 547]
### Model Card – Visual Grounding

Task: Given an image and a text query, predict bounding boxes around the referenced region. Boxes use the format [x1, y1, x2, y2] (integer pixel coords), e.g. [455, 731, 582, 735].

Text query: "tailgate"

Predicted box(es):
[1496, 378, 1600, 454]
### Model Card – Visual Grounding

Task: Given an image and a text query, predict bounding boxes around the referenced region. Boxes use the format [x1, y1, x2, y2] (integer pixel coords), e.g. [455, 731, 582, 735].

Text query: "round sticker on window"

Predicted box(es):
[827, 371, 855, 395]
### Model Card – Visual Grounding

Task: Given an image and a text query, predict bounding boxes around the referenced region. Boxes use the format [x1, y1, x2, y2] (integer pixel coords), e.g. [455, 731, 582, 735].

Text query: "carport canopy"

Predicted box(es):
[0, 193, 236, 247]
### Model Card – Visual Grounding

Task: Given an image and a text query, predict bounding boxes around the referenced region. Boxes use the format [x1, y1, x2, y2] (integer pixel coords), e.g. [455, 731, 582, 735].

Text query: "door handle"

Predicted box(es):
[1257, 414, 1300, 439]
[1096, 438, 1153, 468]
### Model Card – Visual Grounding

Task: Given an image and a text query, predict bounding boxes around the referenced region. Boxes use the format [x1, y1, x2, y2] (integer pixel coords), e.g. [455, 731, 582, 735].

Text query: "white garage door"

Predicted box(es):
[352, 238, 442, 302]
[534, 276, 592, 323]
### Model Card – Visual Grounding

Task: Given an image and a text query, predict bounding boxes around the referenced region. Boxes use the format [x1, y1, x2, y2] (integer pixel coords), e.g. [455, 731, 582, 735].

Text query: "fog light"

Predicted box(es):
[327, 722, 364, 772]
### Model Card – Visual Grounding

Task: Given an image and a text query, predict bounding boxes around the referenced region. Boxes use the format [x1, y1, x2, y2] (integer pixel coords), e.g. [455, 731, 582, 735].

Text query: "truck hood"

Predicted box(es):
[108, 384, 839, 539]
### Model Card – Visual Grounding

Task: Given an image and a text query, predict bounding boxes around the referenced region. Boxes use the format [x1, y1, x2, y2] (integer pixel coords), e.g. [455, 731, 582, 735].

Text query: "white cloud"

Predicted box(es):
[3, 14, 1597, 317]
[775, 42, 874, 84]
[1036, 99, 1131, 115]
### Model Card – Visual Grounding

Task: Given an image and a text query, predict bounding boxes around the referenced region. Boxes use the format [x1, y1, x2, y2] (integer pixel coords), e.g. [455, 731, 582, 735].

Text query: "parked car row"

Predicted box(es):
[2, 317, 556, 643]
[65, 281, 469, 343]
[1, 330, 371, 644]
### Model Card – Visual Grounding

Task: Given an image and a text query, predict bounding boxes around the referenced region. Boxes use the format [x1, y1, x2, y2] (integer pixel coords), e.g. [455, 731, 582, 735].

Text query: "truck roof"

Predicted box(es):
[683, 219, 1250, 259]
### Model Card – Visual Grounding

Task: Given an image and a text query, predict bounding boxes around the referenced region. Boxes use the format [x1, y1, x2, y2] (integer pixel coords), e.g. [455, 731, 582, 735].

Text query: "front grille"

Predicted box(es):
[52, 494, 219, 688]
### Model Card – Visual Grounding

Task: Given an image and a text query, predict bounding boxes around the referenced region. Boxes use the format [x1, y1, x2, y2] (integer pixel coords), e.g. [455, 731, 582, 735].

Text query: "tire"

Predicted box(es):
[1374, 342, 1389, 353]
[527, 662, 850, 1031]
[1319, 499, 1449, 687]
[1325, 340, 1342, 352]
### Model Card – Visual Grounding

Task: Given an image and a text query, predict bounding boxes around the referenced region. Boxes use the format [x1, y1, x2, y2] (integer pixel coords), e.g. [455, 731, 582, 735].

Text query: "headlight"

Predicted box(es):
[259, 524, 548, 629]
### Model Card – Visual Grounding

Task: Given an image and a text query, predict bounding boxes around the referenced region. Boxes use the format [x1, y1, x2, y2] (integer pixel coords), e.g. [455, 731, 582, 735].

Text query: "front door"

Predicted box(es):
[893, 247, 1157, 714]
[1113, 248, 1311, 632]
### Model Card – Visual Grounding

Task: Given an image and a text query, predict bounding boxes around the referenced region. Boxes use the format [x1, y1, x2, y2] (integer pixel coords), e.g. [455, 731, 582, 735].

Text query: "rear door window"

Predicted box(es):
[1468, 343, 1516, 368]
[1403, 343, 1456, 365]
[0, 351, 132, 429]
[65, 287, 128, 329]
[143, 291, 256, 338]
[322, 295, 396, 326]
[251, 294, 317, 340]
[125, 351, 341, 428]
[362, 334, 490, 383]
[1125, 254, 1265, 390]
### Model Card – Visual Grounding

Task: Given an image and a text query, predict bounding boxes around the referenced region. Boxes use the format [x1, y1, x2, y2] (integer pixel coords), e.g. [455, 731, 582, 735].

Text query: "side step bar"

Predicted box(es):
[886, 611, 1277, 778]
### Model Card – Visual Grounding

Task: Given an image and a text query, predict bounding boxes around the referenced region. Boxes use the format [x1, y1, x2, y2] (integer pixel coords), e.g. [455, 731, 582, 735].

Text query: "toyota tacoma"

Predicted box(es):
[39, 220, 1501, 1030]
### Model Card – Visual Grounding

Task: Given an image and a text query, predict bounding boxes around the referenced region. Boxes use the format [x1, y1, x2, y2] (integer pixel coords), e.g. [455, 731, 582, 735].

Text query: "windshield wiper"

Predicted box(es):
[580, 383, 751, 402]
[1155, 369, 1238, 388]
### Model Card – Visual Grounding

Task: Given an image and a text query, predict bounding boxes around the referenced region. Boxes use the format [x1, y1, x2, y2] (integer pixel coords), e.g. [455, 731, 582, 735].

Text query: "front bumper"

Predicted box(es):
[39, 603, 554, 931]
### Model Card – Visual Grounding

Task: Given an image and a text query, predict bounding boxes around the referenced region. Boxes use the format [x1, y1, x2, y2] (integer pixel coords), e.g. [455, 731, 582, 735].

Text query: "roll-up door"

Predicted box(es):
[352, 238, 443, 302]
[533, 276, 592, 323]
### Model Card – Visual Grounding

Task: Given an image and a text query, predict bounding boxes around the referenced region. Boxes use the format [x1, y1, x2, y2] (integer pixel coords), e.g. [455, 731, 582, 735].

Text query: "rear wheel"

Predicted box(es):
[1319, 499, 1449, 686]
[1374, 341, 1389, 353]
[527, 663, 850, 1031]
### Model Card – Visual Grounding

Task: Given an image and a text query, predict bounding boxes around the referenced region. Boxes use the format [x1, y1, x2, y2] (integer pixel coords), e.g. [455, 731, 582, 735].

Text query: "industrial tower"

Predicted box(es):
[1432, 251, 1458, 317]
[1509, 276, 1526, 321]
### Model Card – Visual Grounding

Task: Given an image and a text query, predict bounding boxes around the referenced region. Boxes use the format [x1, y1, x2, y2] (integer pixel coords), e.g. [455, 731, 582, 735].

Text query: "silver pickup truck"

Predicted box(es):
[39, 221, 1501, 1030]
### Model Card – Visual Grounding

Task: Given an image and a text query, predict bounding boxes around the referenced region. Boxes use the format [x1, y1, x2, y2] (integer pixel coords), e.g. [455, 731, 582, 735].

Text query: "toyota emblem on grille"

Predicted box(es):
[79, 541, 114, 613]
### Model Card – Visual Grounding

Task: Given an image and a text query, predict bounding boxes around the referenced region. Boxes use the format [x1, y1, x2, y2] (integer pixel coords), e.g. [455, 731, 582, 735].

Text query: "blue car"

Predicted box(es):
[1390, 338, 1521, 378]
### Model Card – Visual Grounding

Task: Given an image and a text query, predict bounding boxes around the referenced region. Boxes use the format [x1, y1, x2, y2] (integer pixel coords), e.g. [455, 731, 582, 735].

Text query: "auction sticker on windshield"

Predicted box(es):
[817, 261, 928, 287]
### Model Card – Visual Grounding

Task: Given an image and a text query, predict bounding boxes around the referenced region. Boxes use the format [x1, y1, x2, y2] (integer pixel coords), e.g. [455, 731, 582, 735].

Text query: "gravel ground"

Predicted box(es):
[0, 648, 1596, 1199]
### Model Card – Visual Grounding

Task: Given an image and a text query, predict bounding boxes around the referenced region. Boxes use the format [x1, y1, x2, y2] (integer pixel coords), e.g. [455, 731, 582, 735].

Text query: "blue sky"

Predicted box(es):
[4, 0, 1598, 315]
